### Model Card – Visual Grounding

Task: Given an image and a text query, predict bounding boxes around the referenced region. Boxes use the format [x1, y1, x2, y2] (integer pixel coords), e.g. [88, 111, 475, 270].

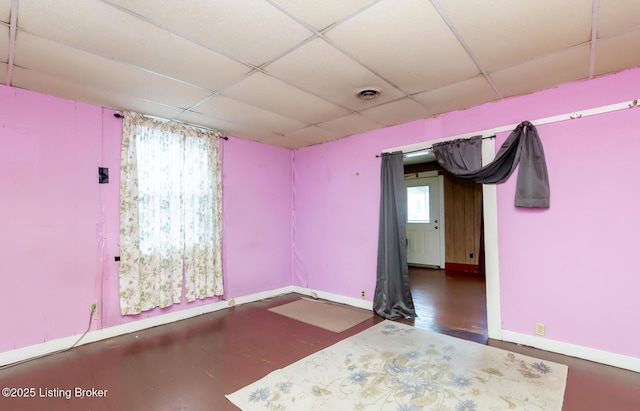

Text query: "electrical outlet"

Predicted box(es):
[227, 298, 236, 307]
[90, 303, 98, 315]
[535, 322, 546, 336]
[361, 289, 366, 299]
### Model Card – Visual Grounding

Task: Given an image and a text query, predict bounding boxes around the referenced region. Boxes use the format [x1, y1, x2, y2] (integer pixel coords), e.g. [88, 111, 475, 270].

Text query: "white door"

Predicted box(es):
[406, 175, 443, 267]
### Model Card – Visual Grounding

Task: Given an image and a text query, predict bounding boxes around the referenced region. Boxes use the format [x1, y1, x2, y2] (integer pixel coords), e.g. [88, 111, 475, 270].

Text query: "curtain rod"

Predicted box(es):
[378, 98, 639, 157]
[113, 112, 229, 140]
[376, 135, 496, 158]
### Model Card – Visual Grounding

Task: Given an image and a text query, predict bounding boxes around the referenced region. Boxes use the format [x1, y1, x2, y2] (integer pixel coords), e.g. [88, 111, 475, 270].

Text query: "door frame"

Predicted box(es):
[404, 171, 445, 268]
[386, 137, 502, 340]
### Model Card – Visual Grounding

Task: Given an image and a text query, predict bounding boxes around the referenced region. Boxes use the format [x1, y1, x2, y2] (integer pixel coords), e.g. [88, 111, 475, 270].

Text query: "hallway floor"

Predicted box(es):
[0, 271, 638, 410]
[400, 267, 488, 343]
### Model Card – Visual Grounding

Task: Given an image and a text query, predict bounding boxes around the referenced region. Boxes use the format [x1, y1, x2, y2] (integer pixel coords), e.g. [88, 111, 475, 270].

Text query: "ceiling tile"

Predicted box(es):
[105, 0, 312, 66]
[265, 37, 406, 110]
[18, 0, 252, 91]
[598, 0, 640, 38]
[193, 95, 308, 134]
[594, 29, 640, 77]
[0, 24, 8, 63]
[176, 110, 283, 144]
[3, 0, 638, 150]
[359, 97, 435, 127]
[14, 32, 212, 109]
[325, 0, 479, 94]
[413, 75, 498, 114]
[222, 72, 350, 124]
[283, 125, 342, 145]
[274, 0, 376, 31]
[316, 113, 383, 137]
[264, 135, 311, 149]
[438, 0, 592, 71]
[491, 45, 590, 99]
[11, 67, 186, 119]
[0, 0, 10, 23]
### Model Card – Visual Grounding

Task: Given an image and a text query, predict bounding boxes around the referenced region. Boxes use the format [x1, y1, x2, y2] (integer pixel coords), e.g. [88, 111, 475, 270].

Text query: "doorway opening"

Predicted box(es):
[399, 154, 488, 342]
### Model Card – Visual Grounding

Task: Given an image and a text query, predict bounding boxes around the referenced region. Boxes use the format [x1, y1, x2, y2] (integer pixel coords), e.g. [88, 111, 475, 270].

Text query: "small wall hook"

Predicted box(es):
[569, 112, 582, 119]
[629, 99, 638, 108]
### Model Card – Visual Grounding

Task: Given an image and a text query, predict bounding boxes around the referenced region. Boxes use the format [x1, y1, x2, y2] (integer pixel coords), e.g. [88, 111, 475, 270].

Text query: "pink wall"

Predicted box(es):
[3, 66, 639, 360]
[220, 137, 292, 298]
[495, 83, 640, 358]
[292, 120, 424, 298]
[293, 68, 640, 358]
[0, 87, 103, 352]
[0, 85, 292, 350]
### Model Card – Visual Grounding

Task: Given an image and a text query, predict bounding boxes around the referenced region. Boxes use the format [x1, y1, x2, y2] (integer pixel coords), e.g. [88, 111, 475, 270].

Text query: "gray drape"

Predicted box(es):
[374, 152, 417, 320]
[432, 121, 550, 208]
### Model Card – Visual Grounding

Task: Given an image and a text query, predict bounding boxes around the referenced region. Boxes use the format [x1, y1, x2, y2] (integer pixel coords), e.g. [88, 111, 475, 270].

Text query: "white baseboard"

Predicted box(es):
[291, 286, 374, 311]
[501, 330, 640, 373]
[0, 285, 294, 367]
[7, 287, 635, 374]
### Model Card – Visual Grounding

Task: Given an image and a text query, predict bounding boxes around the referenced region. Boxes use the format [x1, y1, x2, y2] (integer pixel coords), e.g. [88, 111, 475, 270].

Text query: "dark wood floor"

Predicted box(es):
[400, 267, 488, 344]
[0, 268, 638, 410]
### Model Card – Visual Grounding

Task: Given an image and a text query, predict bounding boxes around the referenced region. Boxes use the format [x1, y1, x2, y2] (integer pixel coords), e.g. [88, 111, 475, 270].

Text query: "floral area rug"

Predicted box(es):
[226, 320, 568, 411]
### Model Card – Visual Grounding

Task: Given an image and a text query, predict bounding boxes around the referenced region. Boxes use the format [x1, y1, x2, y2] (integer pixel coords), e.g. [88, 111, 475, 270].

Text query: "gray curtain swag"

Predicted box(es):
[374, 152, 417, 320]
[431, 121, 550, 208]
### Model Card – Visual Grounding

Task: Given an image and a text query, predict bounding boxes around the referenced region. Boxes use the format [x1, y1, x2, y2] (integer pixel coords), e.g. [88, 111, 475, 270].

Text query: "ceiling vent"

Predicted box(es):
[355, 87, 381, 100]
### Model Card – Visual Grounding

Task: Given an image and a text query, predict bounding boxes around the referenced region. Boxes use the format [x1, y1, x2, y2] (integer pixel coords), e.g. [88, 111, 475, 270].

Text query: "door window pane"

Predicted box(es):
[407, 185, 430, 223]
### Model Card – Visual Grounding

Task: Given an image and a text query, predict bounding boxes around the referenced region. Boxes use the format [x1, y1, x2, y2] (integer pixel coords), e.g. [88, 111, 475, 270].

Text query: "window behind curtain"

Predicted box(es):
[119, 112, 223, 315]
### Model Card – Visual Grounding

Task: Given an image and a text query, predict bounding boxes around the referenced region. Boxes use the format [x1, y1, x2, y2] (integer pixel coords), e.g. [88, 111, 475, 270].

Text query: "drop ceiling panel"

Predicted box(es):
[438, 0, 592, 71]
[0, 24, 8, 62]
[18, 0, 252, 91]
[0, 0, 10, 23]
[1, 1, 638, 149]
[265, 37, 405, 110]
[413, 75, 498, 114]
[176, 110, 282, 144]
[275, 0, 376, 31]
[594, 29, 640, 76]
[491, 45, 590, 99]
[325, 0, 479, 94]
[194, 95, 307, 134]
[598, 0, 640, 38]
[359, 98, 434, 127]
[15, 32, 212, 109]
[105, 0, 312, 66]
[11, 67, 186, 119]
[316, 113, 383, 137]
[236, 131, 287, 147]
[266, 135, 311, 149]
[222, 72, 350, 124]
[283, 125, 342, 145]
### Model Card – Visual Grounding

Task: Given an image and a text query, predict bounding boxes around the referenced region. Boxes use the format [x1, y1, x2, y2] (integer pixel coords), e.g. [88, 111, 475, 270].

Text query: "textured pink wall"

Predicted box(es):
[292, 120, 424, 299]
[0, 87, 103, 352]
[221, 137, 292, 298]
[293, 68, 640, 358]
[0, 85, 293, 349]
[494, 78, 640, 357]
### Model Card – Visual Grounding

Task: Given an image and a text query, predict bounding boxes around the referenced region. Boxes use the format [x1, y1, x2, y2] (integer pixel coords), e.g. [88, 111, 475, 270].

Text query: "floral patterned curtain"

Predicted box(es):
[119, 112, 223, 315]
